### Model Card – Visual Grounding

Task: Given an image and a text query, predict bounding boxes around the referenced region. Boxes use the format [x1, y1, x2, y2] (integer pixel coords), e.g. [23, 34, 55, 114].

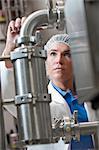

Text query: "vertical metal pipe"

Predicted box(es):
[13, 57, 34, 141]
[0, 75, 6, 150]
[11, 48, 52, 144]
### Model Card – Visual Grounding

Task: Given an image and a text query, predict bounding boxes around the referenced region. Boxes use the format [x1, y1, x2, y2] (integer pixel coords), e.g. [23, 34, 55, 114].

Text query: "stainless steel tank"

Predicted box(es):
[65, 0, 98, 103]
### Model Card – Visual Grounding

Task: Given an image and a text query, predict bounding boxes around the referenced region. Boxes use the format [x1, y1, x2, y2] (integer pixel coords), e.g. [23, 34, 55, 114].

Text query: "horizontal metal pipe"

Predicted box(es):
[0, 55, 10, 61]
[78, 121, 99, 135]
[78, 121, 99, 149]
[52, 121, 99, 136]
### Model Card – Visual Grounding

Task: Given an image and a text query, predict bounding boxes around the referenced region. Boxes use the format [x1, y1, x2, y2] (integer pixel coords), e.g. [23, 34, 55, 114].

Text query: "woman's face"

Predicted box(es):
[46, 42, 73, 84]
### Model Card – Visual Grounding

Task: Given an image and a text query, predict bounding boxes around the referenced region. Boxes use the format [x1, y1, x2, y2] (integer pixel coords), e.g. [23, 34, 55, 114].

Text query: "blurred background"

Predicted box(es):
[0, 0, 65, 55]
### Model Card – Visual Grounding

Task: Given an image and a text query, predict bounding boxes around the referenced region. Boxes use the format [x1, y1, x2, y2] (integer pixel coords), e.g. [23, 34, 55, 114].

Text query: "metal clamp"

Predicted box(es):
[15, 93, 33, 105]
[16, 36, 36, 45]
[32, 48, 47, 58]
[36, 93, 51, 103]
[11, 48, 28, 60]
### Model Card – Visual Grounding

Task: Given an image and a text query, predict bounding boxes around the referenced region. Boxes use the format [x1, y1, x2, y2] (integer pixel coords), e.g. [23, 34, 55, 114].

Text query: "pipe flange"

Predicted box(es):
[16, 36, 36, 45]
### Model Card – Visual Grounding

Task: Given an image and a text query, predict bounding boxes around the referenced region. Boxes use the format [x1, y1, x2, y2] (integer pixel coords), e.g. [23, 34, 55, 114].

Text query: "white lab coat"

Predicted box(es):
[0, 61, 96, 150]
[48, 81, 97, 122]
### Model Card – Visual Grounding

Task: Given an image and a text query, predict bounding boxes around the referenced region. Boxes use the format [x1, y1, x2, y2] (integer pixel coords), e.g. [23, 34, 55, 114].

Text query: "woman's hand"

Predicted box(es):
[3, 17, 26, 55]
[3, 17, 26, 68]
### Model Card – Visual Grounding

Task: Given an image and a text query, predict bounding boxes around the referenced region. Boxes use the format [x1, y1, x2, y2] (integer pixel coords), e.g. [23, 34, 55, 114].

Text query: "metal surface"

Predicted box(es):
[84, 0, 99, 90]
[10, 2, 65, 146]
[0, 55, 10, 61]
[19, 9, 49, 38]
[64, 0, 99, 147]
[0, 76, 6, 149]
[19, 1, 65, 39]
[52, 116, 99, 148]
[11, 44, 52, 145]
[13, 51, 33, 142]
[84, 0, 99, 148]
[65, 0, 98, 102]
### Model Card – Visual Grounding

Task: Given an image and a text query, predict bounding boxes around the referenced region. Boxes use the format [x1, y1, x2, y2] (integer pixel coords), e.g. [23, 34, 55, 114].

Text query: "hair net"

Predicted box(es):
[44, 34, 71, 51]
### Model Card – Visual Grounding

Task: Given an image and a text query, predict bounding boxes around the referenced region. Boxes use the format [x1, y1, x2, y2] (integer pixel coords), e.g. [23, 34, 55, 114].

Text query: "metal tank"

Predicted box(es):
[65, 0, 98, 103]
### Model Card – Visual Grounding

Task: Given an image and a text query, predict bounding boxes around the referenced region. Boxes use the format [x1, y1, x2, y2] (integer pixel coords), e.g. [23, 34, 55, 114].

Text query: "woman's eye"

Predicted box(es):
[64, 53, 71, 58]
[50, 52, 57, 56]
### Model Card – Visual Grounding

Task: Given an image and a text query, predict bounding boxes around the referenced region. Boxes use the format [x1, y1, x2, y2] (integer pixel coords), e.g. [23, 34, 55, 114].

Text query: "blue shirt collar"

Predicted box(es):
[51, 82, 77, 102]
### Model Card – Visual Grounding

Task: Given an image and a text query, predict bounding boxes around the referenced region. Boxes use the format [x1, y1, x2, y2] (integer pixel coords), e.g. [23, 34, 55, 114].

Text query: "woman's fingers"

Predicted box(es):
[21, 16, 27, 25]
[14, 17, 21, 32]
[8, 20, 15, 33]
[7, 17, 26, 35]
[8, 17, 25, 34]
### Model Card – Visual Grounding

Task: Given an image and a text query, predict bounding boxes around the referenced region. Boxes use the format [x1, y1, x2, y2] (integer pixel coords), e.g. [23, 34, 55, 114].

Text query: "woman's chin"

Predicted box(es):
[53, 75, 65, 82]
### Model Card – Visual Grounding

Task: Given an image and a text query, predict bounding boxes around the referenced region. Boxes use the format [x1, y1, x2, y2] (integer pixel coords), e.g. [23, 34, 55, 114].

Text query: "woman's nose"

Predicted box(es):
[56, 54, 63, 64]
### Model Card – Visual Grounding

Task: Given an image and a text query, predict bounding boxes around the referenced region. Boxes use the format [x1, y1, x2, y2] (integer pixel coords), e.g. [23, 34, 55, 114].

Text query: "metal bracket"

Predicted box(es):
[15, 93, 33, 105]
[15, 93, 51, 105]
[11, 48, 28, 60]
[16, 36, 36, 45]
[35, 93, 51, 103]
[32, 48, 47, 58]
[11, 46, 47, 61]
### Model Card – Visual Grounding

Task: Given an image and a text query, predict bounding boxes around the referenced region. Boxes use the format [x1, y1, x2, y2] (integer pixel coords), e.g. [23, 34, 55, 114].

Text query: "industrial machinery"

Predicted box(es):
[0, 0, 99, 149]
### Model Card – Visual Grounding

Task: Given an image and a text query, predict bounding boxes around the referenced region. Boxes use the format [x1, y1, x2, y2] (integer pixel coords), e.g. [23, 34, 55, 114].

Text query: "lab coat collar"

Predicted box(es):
[48, 81, 69, 104]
